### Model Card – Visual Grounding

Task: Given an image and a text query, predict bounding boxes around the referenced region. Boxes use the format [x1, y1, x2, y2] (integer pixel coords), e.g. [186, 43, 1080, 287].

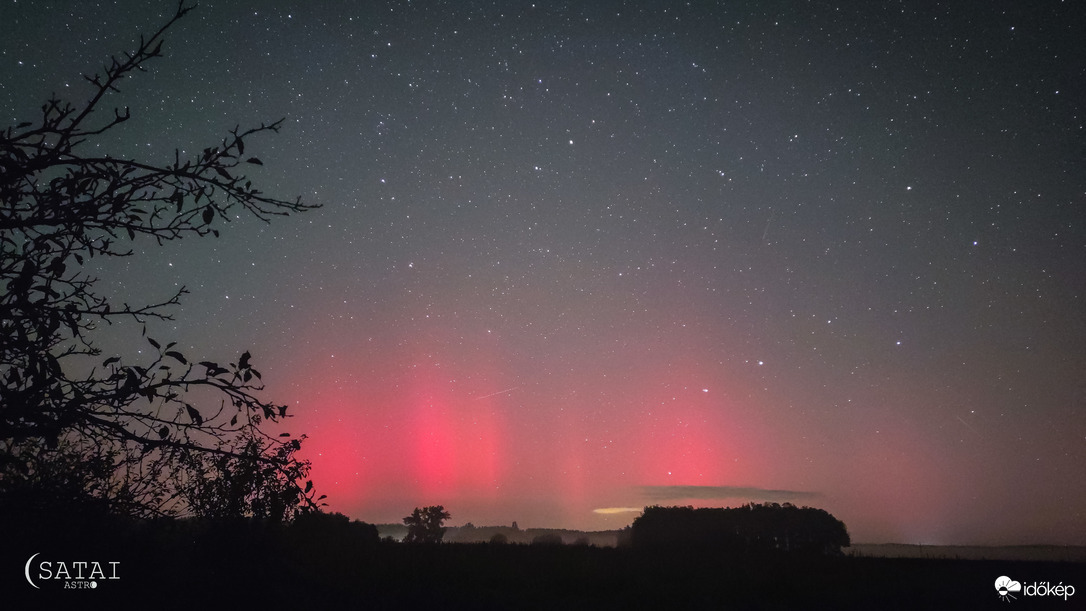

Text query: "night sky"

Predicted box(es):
[2, 1, 1083, 545]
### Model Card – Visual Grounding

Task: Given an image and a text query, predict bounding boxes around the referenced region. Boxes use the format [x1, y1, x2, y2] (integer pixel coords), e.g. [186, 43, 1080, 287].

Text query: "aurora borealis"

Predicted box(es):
[2, 0, 1083, 545]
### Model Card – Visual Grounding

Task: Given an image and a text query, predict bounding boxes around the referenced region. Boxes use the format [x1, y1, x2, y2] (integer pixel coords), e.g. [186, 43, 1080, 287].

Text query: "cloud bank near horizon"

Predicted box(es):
[640, 485, 820, 503]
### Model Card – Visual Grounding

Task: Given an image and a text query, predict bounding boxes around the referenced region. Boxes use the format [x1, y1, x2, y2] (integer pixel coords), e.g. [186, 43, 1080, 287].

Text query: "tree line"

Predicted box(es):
[627, 503, 851, 555]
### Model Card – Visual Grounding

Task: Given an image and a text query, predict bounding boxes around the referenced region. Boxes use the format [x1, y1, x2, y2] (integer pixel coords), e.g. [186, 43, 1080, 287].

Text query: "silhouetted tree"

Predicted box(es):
[489, 532, 508, 544]
[630, 504, 850, 555]
[403, 505, 451, 543]
[0, 1, 321, 520]
[180, 432, 314, 522]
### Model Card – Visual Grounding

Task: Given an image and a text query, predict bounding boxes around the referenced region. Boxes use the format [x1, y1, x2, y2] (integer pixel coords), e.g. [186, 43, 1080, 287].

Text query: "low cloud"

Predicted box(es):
[640, 485, 819, 503]
[592, 507, 644, 514]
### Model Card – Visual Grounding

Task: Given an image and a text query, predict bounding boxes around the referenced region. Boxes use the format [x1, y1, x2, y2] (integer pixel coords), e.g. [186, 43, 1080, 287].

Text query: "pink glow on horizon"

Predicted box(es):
[286, 347, 788, 530]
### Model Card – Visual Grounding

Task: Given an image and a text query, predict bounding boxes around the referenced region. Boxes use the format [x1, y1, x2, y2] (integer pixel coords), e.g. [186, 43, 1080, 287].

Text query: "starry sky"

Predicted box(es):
[2, 1, 1083, 545]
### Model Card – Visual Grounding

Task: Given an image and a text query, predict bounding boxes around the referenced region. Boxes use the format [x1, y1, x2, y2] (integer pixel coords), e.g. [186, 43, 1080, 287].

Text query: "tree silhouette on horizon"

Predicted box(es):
[630, 503, 851, 555]
[403, 505, 452, 543]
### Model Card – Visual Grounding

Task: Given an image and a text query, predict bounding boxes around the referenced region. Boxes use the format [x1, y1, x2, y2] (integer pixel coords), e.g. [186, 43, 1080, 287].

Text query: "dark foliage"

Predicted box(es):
[531, 533, 565, 546]
[403, 505, 452, 544]
[0, 1, 320, 520]
[286, 511, 380, 571]
[630, 503, 851, 555]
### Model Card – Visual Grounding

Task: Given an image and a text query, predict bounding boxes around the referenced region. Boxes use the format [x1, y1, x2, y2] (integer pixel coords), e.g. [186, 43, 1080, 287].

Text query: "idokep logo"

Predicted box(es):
[995, 575, 1076, 602]
[995, 576, 1022, 601]
[24, 553, 120, 590]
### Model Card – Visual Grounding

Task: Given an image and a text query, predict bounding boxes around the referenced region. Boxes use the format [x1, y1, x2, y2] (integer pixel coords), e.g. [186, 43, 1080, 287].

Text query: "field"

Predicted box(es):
[8, 519, 1085, 609]
[849, 543, 1086, 562]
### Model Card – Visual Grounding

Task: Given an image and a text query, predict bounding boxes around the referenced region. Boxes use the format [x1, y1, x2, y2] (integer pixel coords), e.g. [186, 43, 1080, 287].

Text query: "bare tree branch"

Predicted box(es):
[1, 1, 323, 520]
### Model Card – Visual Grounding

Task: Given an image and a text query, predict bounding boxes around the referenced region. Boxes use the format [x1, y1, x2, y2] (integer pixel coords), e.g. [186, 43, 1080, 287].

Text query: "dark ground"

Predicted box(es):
[5, 517, 1083, 610]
